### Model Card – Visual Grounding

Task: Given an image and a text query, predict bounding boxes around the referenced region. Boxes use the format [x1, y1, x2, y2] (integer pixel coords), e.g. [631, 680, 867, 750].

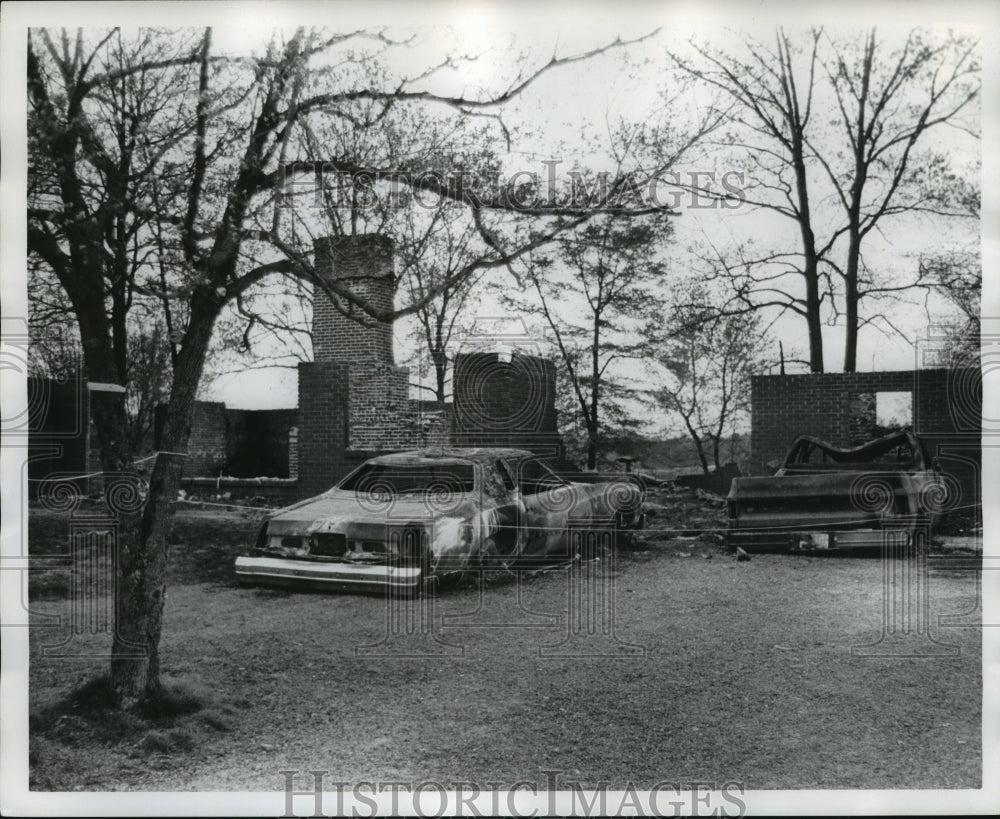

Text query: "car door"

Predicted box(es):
[480, 459, 525, 559]
[509, 457, 574, 559]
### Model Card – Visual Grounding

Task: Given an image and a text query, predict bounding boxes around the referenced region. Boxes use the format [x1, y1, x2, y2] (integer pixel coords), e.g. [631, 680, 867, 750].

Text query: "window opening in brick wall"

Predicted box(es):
[876, 391, 913, 428]
[849, 390, 912, 445]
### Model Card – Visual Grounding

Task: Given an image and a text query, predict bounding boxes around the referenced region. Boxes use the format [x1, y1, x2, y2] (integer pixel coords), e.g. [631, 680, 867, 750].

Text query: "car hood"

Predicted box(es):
[266, 489, 476, 537]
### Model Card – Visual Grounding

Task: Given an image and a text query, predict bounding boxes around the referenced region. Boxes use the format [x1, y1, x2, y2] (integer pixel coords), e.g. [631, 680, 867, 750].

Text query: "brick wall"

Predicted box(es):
[157, 403, 297, 480]
[451, 352, 564, 458]
[750, 368, 981, 515]
[312, 235, 395, 365]
[307, 233, 425, 465]
[347, 362, 412, 451]
[295, 237, 570, 494]
[182, 401, 228, 477]
[288, 427, 298, 479]
[296, 361, 351, 498]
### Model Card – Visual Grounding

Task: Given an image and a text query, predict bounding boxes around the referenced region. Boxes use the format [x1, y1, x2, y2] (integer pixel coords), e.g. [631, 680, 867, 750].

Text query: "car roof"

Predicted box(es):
[365, 447, 534, 466]
[783, 428, 927, 467]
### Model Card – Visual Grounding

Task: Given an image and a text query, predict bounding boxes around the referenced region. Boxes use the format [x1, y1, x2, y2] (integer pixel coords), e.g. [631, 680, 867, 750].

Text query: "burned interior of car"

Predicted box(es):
[779, 430, 932, 473]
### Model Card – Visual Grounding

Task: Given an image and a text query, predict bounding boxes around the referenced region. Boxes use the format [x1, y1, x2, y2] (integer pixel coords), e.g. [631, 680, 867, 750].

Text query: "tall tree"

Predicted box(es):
[651, 289, 768, 473]
[27, 26, 655, 704]
[817, 28, 979, 371]
[667, 29, 829, 371]
[506, 214, 669, 469]
[668, 26, 979, 372]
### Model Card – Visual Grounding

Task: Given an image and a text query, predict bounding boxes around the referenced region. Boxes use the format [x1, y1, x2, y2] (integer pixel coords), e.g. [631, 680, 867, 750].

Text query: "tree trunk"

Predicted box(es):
[108, 295, 218, 704]
[432, 348, 448, 405]
[586, 424, 598, 471]
[588, 318, 601, 470]
[794, 160, 824, 374]
[843, 232, 861, 373]
[843, 37, 871, 375]
[694, 438, 710, 474]
[680, 415, 710, 474]
[108, 451, 179, 703]
[804, 267, 825, 374]
[87, 387, 145, 703]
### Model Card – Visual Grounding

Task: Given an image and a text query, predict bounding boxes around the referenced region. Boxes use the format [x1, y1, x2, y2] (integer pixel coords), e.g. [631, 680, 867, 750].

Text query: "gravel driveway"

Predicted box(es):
[28, 502, 982, 792]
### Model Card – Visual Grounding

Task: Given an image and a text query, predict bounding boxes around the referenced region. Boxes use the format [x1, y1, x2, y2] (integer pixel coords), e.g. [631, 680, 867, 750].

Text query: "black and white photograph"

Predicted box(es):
[1, 0, 996, 814]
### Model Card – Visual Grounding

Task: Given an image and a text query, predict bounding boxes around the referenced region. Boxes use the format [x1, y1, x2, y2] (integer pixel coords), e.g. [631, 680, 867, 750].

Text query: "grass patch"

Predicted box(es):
[198, 709, 233, 732]
[31, 674, 227, 756]
[136, 728, 196, 754]
[137, 679, 208, 720]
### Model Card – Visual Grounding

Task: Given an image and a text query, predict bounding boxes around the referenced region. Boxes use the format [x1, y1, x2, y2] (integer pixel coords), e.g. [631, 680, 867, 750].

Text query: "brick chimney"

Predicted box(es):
[312, 235, 395, 365]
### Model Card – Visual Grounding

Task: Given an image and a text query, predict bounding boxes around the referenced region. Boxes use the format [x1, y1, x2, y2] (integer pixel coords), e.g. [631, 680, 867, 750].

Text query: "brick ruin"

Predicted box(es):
[297, 235, 440, 496]
[295, 235, 564, 497]
[307, 235, 432, 453]
[155, 402, 297, 478]
[27, 267, 984, 513]
[107, 234, 565, 500]
[34, 235, 729, 504]
[450, 351, 562, 456]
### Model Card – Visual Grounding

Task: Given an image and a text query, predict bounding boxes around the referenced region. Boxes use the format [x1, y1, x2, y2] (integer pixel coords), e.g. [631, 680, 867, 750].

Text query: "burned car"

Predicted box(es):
[727, 429, 946, 552]
[235, 447, 644, 592]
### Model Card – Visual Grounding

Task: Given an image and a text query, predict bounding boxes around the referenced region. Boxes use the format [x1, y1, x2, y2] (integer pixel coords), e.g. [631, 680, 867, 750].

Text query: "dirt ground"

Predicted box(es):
[25, 490, 982, 792]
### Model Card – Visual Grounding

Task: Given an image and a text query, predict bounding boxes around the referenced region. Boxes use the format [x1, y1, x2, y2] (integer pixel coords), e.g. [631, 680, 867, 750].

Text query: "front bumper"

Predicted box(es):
[235, 555, 423, 591]
[727, 527, 915, 553]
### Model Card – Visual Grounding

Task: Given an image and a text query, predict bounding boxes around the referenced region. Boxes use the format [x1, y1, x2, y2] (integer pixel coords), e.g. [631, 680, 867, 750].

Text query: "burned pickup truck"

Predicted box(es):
[235, 447, 644, 593]
[727, 430, 946, 553]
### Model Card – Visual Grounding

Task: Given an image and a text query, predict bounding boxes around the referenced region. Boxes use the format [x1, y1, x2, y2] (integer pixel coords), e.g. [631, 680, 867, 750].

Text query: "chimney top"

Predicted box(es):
[311, 234, 396, 365]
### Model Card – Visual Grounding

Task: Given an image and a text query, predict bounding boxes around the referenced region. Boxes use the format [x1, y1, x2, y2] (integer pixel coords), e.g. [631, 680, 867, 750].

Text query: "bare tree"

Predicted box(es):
[399, 202, 488, 404]
[668, 26, 980, 372]
[817, 28, 979, 371]
[919, 247, 981, 367]
[505, 213, 669, 469]
[651, 290, 768, 473]
[666, 29, 829, 371]
[27, 25, 659, 704]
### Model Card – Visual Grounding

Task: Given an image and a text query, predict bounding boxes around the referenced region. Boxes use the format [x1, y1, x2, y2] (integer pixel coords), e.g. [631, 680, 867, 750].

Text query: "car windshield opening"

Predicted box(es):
[516, 459, 568, 495]
[338, 463, 476, 495]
